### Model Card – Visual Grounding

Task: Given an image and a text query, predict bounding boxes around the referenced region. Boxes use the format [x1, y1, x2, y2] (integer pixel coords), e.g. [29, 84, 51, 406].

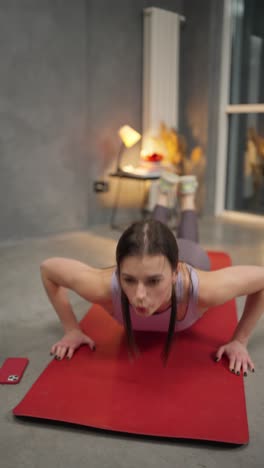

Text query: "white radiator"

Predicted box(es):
[142, 7, 184, 151]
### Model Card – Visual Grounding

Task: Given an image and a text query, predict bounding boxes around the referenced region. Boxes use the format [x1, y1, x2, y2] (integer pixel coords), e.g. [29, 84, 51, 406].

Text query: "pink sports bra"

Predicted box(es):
[110, 264, 201, 332]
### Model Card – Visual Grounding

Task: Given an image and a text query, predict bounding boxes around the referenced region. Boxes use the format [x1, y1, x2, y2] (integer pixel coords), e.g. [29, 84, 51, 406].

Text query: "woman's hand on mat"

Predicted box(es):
[50, 328, 96, 360]
[215, 340, 255, 376]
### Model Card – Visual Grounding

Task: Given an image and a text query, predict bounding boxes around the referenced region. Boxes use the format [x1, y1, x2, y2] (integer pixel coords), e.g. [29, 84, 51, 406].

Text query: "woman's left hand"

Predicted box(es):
[215, 340, 255, 376]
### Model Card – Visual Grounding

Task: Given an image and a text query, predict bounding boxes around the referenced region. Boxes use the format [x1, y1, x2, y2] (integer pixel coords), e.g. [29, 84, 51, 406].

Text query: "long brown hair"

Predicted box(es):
[116, 219, 179, 363]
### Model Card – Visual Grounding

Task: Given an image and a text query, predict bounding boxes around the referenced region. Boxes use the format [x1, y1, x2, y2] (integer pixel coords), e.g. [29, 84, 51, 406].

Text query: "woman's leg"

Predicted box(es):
[152, 193, 170, 224]
[177, 176, 199, 243]
[177, 177, 210, 270]
[152, 173, 179, 224]
[177, 199, 199, 242]
[152, 173, 199, 241]
[153, 174, 210, 271]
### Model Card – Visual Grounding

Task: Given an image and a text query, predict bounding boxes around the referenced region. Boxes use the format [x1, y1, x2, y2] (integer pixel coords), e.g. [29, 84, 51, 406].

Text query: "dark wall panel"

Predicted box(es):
[180, 0, 224, 214]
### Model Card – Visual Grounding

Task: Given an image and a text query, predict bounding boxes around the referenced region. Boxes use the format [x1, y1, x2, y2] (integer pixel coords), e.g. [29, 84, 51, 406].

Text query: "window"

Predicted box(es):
[216, 0, 264, 216]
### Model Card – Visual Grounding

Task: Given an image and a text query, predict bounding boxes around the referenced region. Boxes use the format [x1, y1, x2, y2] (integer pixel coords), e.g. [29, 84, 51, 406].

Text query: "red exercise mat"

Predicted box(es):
[13, 251, 249, 444]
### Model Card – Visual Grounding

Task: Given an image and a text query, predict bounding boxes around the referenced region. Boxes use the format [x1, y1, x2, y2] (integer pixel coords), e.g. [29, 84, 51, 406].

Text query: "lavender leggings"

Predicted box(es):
[153, 205, 210, 271]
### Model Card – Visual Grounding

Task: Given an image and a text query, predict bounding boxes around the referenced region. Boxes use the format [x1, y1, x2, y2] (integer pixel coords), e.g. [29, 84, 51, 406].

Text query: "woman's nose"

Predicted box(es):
[136, 283, 146, 300]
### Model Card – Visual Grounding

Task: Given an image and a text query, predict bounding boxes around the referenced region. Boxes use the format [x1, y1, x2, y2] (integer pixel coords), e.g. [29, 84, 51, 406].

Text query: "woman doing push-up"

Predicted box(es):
[40, 174, 264, 375]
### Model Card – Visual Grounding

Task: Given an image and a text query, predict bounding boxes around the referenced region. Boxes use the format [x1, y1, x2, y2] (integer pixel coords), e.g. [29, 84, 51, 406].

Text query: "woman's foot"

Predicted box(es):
[178, 175, 198, 195]
[156, 171, 179, 207]
[178, 175, 198, 211]
[156, 173, 198, 210]
[159, 171, 180, 193]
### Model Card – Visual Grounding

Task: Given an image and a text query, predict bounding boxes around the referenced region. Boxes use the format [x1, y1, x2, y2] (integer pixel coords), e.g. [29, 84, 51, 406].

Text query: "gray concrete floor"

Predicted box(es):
[1, 215, 264, 468]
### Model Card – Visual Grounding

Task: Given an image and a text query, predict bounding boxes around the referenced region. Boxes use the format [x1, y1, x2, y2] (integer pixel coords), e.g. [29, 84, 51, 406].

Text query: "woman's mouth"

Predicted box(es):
[135, 306, 149, 315]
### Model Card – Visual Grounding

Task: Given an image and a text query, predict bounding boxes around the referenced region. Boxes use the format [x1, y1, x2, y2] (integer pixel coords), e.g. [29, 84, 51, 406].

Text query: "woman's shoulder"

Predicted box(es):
[93, 264, 117, 295]
[41, 257, 116, 313]
[177, 263, 212, 313]
[64, 260, 116, 305]
[176, 262, 198, 305]
[93, 265, 116, 315]
[98, 265, 116, 289]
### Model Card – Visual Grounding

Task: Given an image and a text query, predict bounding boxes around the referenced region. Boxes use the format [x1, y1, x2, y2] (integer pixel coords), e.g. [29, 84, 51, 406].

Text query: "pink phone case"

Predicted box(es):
[0, 357, 29, 384]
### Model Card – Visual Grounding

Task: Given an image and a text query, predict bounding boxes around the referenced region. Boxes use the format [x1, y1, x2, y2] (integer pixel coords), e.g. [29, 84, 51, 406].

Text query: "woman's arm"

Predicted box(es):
[198, 265, 264, 308]
[232, 289, 264, 346]
[41, 257, 113, 330]
[197, 266, 264, 374]
[40, 257, 114, 359]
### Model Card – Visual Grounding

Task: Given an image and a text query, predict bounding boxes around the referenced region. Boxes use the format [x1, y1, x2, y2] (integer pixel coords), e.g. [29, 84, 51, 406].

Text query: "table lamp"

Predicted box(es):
[115, 125, 141, 173]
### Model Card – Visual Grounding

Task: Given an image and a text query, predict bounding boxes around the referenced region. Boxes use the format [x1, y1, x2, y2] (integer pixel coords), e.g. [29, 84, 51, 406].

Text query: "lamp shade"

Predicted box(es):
[118, 125, 141, 148]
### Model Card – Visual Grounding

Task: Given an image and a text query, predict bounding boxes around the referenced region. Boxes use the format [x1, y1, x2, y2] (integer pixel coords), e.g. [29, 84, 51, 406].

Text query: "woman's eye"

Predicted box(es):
[148, 279, 160, 286]
[123, 278, 160, 286]
[124, 278, 136, 284]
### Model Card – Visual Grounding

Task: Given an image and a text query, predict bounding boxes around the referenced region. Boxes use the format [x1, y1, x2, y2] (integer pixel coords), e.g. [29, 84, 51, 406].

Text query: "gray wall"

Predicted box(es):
[0, 0, 184, 242]
[0, 0, 225, 242]
[0, 1, 90, 241]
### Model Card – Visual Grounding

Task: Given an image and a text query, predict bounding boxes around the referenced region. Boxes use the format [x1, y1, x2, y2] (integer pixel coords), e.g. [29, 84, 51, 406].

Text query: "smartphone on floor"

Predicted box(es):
[0, 357, 29, 384]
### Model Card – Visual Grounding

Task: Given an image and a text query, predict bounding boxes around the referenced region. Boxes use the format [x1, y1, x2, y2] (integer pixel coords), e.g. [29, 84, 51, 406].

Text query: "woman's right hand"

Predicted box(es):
[50, 328, 96, 360]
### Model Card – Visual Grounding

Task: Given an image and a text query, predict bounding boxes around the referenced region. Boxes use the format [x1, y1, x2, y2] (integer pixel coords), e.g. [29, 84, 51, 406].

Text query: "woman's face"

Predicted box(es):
[119, 254, 177, 317]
